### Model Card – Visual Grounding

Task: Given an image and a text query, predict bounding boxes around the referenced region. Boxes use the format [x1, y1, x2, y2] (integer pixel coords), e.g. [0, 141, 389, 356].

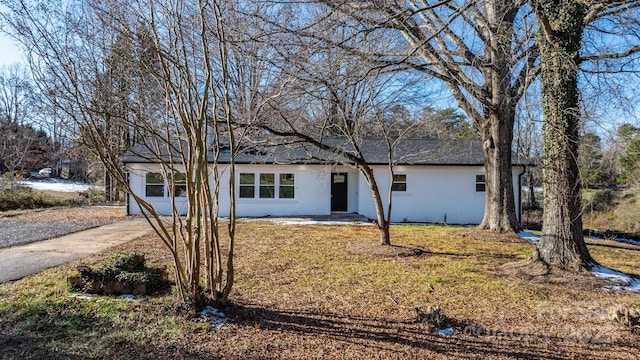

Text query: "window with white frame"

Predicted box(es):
[145, 172, 165, 197]
[391, 174, 407, 192]
[239, 173, 255, 198]
[259, 173, 275, 198]
[171, 173, 187, 197]
[279, 173, 295, 198]
[238, 172, 295, 199]
[475, 174, 486, 192]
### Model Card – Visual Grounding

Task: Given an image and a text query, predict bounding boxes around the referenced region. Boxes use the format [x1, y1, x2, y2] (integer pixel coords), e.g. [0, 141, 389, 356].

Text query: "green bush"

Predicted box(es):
[72, 253, 168, 295]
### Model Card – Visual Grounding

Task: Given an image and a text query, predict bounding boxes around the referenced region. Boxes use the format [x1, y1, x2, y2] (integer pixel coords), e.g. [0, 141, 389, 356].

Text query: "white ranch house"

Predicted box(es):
[121, 139, 528, 225]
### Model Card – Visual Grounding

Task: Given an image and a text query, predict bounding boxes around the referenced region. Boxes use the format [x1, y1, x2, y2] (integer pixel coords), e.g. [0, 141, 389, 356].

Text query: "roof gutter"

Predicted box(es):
[517, 165, 527, 227]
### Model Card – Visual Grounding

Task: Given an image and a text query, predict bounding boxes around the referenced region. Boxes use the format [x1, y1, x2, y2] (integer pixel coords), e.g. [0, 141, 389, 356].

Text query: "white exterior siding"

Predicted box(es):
[127, 163, 336, 217]
[232, 164, 331, 217]
[356, 165, 524, 224]
[126, 164, 189, 216]
[126, 162, 524, 225]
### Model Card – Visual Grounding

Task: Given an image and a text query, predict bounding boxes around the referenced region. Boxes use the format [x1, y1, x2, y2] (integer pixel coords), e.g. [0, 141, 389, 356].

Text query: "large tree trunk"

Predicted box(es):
[533, 1, 594, 270]
[477, 1, 520, 233]
[478, 102, 519, 233]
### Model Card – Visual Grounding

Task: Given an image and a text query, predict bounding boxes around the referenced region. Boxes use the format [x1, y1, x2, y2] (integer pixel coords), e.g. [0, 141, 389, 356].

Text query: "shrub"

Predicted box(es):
[69, 253, 168, 295]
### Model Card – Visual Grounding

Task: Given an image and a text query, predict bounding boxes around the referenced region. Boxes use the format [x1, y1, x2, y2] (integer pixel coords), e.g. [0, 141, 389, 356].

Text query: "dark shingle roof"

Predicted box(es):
[121, 138, 529, 166]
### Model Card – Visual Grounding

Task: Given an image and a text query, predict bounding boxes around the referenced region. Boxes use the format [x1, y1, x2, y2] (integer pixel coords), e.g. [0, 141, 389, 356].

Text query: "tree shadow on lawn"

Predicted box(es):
[0, 301, 221, 360]
[349, 242, 521, 262]
[226, 302, 626, 359]
[587, 241, 640, 253]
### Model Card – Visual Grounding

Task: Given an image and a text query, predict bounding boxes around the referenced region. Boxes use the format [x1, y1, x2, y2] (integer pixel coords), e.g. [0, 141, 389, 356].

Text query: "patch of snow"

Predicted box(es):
[522, 229, 640, 247]
[518, 230, 540, 244]
[20, 178, 101, 193]
[71, 293, 98, 299]
[274, 220, 372, 226]
[116, 294, 147, 301]
[72, 293, 148, 300]
[590, 236, 640, 247]
[592, 265, 640, 292]
[200, 306, 228, 330]
[438, 327, 454, 336]
[613, 238, 640, 246]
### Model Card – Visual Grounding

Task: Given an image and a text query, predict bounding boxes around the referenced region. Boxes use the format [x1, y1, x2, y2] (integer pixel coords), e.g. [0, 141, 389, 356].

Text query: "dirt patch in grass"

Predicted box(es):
[347, 240, 430, 258]
[496, 259, 606, 291]
[1, 221, 639, 359]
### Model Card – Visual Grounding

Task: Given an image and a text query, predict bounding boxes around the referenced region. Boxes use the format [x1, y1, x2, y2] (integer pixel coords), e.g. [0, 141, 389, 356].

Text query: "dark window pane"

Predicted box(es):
[239, 186, 255, 198]
[392, 174, 406, 192]
[145, 185, 164, 197]
[145, 173, 164, 197]
[475, 174, 486, 192]
[259, 185, 275, 198]
[279, 186, 294, 199]
[172, 173, 187, 197]
[174, 185, 187, 197]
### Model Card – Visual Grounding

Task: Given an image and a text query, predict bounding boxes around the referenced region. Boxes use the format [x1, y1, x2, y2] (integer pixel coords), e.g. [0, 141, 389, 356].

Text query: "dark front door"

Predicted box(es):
[331, 173, 348, 212]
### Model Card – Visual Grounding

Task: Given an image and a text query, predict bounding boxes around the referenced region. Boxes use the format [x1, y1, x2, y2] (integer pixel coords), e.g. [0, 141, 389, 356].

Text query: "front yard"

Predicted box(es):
[0, 220, 638, 359]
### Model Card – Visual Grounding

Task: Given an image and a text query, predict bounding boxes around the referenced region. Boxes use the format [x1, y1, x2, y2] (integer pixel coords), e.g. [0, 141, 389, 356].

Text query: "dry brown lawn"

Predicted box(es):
[1, 219, 638, 359]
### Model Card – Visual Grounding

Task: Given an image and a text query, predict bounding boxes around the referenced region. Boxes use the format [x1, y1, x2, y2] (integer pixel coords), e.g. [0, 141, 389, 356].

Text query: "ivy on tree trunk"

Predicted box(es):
[532, 0, 595, 269]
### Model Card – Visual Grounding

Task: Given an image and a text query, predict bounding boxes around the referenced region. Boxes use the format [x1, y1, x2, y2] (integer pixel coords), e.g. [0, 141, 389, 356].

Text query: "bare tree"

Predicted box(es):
[257, 5, 431, 245]
[0, 64, 33, 125]
[314, 0, 540, 233]
[513, 81, 544, 212]
[1, 0, 248, 308]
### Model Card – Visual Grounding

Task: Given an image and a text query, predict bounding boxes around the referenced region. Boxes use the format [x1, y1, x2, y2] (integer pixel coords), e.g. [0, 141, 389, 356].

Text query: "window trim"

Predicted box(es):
[239, 173, 256, 198]
[238, 172, 296, 200]
[171, 172, 187, 198]
[279, 173, 295, 199]
[259, 173, 275, 199]
[475, 174, 486, 192]
[145, 172, 165, 197]
[391, 174, 407, 192]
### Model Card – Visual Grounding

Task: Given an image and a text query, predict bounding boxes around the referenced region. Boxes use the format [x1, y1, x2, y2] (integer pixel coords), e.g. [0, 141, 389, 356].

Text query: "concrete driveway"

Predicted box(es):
[0, 218, 152, 283]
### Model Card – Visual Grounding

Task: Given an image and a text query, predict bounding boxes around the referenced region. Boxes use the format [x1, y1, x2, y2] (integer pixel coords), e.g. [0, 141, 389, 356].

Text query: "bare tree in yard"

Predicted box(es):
[320, 0, 540, 233]
[2, 0, 249, 308]
[258, 5, 429, 245]
[0, 64, 33, 126]
[530, 0, 640, 269]
[514, 90, 543, 211]
[91, 33, 143, 201]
